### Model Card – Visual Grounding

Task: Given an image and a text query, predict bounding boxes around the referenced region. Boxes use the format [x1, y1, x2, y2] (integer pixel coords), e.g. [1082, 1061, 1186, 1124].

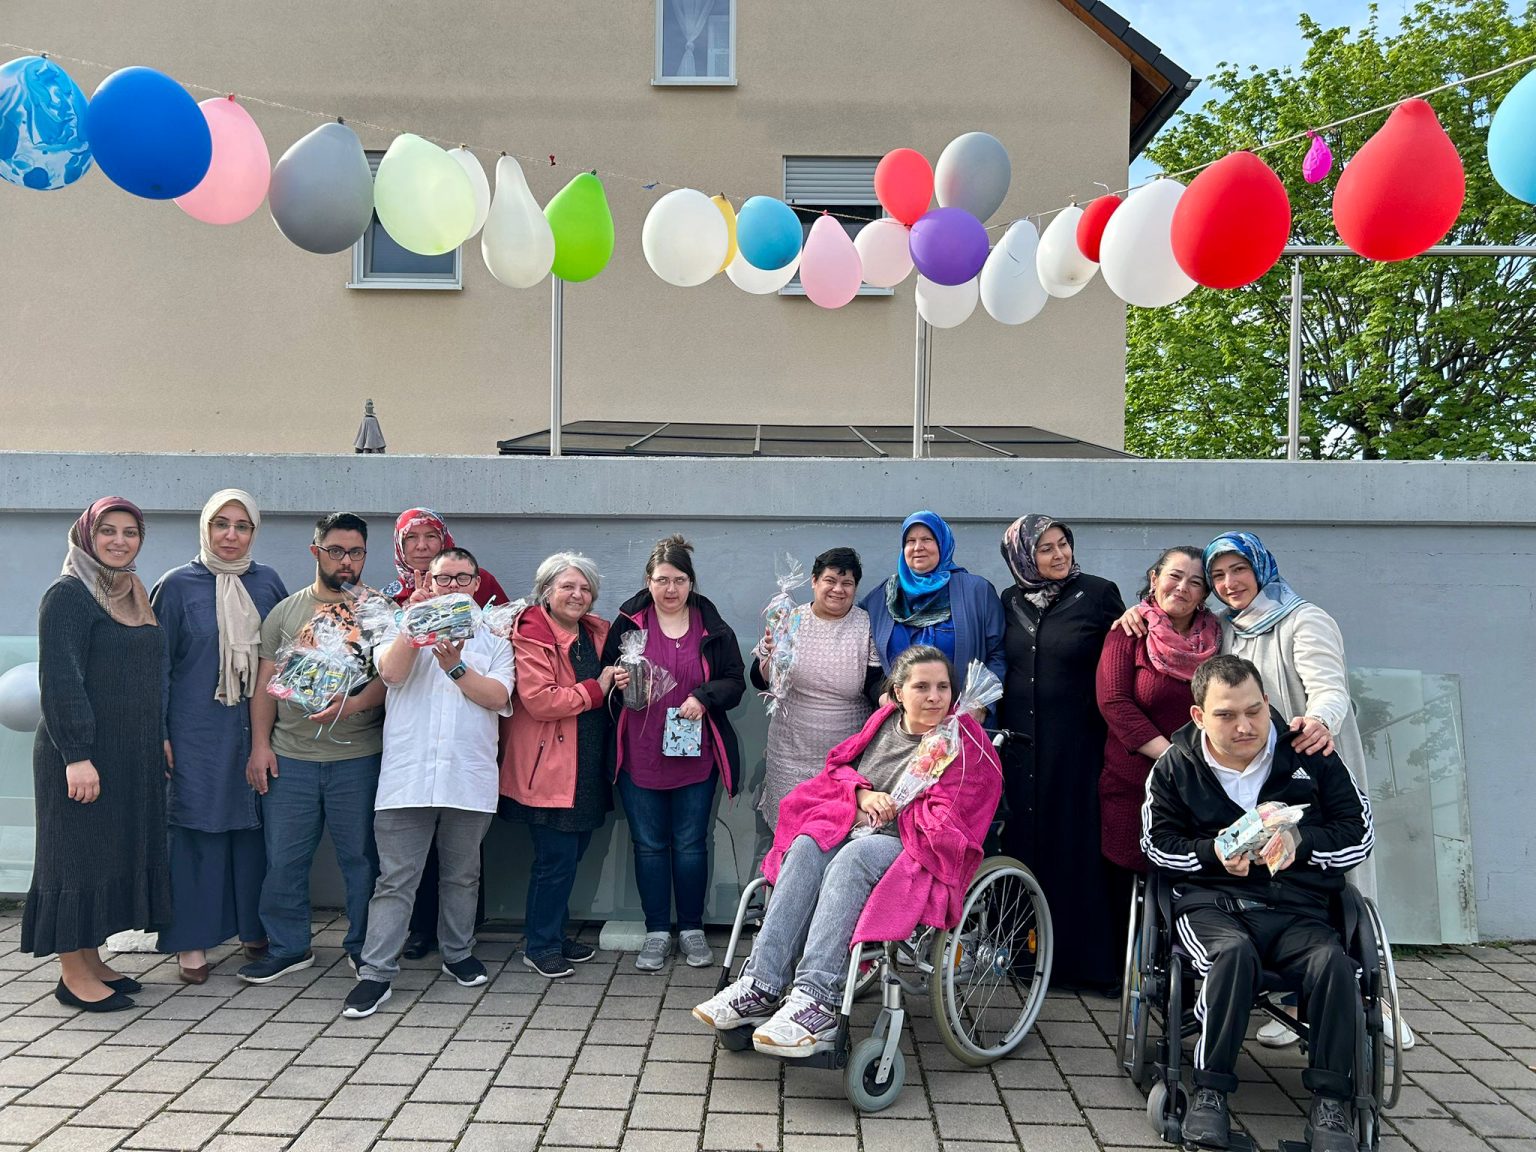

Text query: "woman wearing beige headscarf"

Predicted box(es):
[150, 490, 288, 983]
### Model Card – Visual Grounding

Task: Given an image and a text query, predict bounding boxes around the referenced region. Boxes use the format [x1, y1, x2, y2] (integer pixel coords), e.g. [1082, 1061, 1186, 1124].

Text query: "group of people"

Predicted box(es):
[21, 492, 1390, 1149]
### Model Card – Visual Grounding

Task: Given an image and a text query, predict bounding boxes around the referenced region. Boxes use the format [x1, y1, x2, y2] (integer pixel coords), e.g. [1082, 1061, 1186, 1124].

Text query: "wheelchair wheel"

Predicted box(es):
[1145, 1080, 1186, 1144]
[1364, 898, 1404, 1110]
[1116, 878, 1142, 1073]
[844, 1036, 906, 1112]
[929, 856, 1053, 1066]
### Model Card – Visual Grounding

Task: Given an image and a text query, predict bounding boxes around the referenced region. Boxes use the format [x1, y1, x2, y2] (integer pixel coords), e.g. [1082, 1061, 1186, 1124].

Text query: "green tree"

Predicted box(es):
[1126, 0, 1536, 460]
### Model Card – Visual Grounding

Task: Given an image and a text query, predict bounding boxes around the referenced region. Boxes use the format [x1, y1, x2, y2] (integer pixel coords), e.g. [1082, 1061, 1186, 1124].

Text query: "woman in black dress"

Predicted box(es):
[23, 497, 173, 1011]
[997, 514, 1126, 993]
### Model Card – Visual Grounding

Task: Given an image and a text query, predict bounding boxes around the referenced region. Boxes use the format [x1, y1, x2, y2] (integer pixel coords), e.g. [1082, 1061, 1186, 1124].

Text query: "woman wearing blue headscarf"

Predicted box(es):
[859, 511, 1005, 696]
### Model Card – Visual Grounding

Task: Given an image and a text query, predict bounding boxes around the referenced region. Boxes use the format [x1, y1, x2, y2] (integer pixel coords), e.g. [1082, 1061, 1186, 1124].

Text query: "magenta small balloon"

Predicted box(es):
[175, 97, 270, 224]
[799, 215, 863, 309]
[1302, 132, 1333, 184]
[908, 207, 989, 286]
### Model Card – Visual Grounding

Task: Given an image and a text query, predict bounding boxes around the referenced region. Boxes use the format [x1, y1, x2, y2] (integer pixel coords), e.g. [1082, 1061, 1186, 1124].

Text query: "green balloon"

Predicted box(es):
[374, 133, 476, 257]
[544, 172, 614, 282]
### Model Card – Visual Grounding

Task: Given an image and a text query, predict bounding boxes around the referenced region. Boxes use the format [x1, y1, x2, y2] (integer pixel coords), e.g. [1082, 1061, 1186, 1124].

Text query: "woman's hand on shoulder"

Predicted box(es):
[1289, 715, 1334, 757]
[1112, 604, 1147, 637]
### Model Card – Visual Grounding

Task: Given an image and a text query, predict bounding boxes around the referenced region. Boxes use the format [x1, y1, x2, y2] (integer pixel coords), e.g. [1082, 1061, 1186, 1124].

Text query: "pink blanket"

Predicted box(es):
[764, 704, 1003, 945]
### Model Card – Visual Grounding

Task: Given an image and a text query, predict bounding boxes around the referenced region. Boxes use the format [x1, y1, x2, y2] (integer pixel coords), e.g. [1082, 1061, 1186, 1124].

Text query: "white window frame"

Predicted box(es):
[780, 155, 893, 298]
[348, 151, 463, 291]
[653, 0, 737, 86]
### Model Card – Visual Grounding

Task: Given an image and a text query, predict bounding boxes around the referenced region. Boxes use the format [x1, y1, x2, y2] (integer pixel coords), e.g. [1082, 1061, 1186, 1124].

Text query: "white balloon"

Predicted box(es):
[0, 662, 41, 733]
[915, 275, 979, 328]
[642, 188, 730, 288]
[726, 249, 800, 294]
[482, 156, 556, 289]
[853, 218, 913, 288]
[1099, 179, 1198, 308]
[1035, 205, 1098, 298]
[448, 148, 492, 238]
[980, 222, 1048, 325]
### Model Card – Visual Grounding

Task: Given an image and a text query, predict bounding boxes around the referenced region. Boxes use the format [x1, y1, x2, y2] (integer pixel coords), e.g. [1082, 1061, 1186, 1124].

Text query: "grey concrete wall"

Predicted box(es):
[1, 453, 1532, 938]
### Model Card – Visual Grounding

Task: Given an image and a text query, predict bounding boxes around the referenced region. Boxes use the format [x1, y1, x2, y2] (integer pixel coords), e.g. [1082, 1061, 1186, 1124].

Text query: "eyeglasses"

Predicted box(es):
[648, 575, 690, 589]
[316, 546, 366, 561]
[430, 572, 477, 588]
[210, 519, 255, 536]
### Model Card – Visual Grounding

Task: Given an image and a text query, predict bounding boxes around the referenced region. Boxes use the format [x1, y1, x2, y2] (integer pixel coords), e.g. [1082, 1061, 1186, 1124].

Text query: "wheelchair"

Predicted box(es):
[712, 734, 1054, 1112]
[1116, 871, 1404, 1151]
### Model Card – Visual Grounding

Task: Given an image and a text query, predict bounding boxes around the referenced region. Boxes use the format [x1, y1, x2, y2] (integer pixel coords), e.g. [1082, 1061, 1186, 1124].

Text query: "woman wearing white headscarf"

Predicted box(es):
[151, 490, 288, 983]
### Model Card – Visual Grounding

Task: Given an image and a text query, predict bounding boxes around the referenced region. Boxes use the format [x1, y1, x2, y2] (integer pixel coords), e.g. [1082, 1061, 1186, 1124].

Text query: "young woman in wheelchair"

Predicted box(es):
[693, 645, 1001, 1057]
[1141, 654, 1373, 1152]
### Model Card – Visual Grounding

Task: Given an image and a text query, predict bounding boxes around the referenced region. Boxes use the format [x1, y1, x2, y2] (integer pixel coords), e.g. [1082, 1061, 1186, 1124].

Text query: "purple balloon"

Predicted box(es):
[908, 207, 989, 286]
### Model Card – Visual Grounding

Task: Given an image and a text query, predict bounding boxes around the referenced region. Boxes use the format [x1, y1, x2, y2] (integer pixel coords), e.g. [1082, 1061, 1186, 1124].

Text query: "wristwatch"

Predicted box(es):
[447, 662, 468, 681]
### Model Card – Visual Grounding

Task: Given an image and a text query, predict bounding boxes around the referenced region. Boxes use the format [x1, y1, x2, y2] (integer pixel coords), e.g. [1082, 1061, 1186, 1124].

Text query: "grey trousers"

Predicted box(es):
[745, 833, 903, 1008]
[359, 806, 493, 983]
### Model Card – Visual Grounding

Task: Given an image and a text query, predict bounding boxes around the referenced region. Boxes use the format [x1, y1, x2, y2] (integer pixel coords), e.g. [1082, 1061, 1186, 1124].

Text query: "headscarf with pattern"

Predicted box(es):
[1203, 531, 1309, 637]
[1000, 514, 1081, 609]
[61, 497, 157, 628]
[384, 507, 455, 599]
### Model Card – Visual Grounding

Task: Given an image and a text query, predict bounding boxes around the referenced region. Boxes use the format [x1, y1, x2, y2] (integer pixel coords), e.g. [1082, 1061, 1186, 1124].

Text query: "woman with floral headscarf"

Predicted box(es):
[997, 514, 1126, 993]
[150, 490, 288, 983]
[23, 498, 173, 1012]
[384, 507, 509, 608]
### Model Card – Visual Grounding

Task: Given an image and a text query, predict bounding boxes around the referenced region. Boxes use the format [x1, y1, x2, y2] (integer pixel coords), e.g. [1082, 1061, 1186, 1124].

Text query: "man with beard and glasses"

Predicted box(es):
[239, 513, 385, 984]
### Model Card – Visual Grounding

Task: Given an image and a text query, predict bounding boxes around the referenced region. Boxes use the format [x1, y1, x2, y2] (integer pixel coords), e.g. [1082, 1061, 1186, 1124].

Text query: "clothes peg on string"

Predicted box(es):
[549, 154, 556, 166]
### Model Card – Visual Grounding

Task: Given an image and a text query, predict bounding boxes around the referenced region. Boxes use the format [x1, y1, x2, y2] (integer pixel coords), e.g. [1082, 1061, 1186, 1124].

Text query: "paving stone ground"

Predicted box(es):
[1, 910, 1533, 1152]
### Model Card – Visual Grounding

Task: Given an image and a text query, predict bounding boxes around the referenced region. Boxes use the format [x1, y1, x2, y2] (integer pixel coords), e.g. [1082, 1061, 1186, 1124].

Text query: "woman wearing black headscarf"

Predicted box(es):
[997, 514, 1126, 993]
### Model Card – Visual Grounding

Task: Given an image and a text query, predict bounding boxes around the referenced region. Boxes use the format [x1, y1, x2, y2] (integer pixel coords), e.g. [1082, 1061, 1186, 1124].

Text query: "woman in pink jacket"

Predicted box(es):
[692, 646, 1002, 1057]
[499, 552, 628, 980]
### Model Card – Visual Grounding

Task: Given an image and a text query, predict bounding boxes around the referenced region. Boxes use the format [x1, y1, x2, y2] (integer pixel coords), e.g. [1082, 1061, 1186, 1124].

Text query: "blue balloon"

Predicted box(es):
[85, 66, 210, 199]
[1489, 67, 1536, 204]
[0, 56, 92, 191]
[736, 195, 803, 271]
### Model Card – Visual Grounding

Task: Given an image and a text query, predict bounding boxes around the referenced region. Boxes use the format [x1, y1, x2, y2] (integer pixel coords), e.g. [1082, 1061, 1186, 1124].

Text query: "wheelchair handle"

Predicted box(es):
[985, 728, 1031, 749]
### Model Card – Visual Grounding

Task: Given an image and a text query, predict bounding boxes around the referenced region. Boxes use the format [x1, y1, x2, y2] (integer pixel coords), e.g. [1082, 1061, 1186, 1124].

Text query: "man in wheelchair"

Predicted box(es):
[1141, 655, 1373, 1152]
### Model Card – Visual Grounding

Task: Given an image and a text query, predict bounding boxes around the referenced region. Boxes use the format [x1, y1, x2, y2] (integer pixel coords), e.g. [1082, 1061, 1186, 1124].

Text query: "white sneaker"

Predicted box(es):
[1383, 1003, 1416, 1050]
[693, 976, 781, 1030]
[635, 932, 673, 973]
[752, 988, 839, 1058]
[679, 929, 714, 968]
[1258, 1014, 1300, 1047]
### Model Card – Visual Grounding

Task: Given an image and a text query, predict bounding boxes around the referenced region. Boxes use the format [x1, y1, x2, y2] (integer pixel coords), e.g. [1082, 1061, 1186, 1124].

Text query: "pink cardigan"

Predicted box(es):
[764, 704, 1003, 945]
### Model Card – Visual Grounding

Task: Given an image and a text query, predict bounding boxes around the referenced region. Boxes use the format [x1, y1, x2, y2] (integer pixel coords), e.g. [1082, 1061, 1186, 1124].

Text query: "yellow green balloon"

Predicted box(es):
[711, 194, 738, 273]
[374, 133, 476, 256]
[544, 172, 614, 282]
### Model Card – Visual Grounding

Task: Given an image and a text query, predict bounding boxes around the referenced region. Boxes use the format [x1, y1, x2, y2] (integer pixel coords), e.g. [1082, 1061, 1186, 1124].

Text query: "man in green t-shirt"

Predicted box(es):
[238, 513, 386, 984]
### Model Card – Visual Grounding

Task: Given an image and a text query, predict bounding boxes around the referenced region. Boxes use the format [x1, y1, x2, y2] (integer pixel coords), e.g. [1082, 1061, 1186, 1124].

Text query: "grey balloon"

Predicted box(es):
[269, 122, 375, 255]
[934, 131, 1012, 223]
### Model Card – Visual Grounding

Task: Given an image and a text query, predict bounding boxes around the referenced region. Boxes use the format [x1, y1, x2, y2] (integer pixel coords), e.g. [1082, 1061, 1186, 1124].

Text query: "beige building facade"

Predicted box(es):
[0, 1, 1190, 455]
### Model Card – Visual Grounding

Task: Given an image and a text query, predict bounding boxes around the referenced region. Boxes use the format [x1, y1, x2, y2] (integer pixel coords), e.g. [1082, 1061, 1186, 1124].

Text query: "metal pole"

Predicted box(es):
[913, 303, 929, 459]
[550, 277, 564, 458]
[1287, 258, 1302, 462]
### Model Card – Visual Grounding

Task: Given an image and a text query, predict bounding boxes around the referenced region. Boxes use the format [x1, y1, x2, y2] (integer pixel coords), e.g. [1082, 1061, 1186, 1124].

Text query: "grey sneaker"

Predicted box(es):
[635, 932, 673, 972]
[679, 929, 714, 968]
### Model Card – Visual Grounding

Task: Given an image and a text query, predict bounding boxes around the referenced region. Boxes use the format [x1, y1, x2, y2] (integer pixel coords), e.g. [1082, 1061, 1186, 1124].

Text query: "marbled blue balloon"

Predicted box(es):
[0, 56, 93, 190]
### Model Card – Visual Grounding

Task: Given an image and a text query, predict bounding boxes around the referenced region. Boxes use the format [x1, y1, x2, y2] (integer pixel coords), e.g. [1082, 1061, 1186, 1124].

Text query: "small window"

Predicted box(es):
[781, 156, 892, 298]
[655, 0, 736, 85]
[348, 151, 462, 290]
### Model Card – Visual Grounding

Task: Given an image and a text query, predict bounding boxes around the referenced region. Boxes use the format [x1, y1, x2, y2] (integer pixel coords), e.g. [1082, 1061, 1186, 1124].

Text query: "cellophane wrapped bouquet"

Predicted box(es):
[618, 629, 678, 711]
[1217, 801, 1309, 875]
[266, 616, 369, 717]
[399, 593, 481, 648]
[850, 661, 1004, 838]
[350, 591, 402, 652]
[481, 598, 531, 639]
[757, 553, 808, 716]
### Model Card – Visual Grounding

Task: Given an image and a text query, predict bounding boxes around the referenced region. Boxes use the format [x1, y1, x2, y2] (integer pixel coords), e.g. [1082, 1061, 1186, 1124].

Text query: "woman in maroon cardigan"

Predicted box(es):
[1095, 546, 1220, 885]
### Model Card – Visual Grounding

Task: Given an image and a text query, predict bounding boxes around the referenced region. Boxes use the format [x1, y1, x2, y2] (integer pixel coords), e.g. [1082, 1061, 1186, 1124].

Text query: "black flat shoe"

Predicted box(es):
[55, 980, 135, 1013]
[402, 933, 436, 961]
[104, 975, 142, 995]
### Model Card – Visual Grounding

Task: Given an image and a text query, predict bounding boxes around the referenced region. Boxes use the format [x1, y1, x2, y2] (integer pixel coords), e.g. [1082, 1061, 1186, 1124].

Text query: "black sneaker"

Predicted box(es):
[441, 955, 489, 987]
[1306, 1093, 1356, 1152]
[561, 939, 596, 964]
[524, 951, 575, 979]
[1181, 1087, 1230, 1149]
[342, 979, 391, 1019]
[237, 952, 315, 985]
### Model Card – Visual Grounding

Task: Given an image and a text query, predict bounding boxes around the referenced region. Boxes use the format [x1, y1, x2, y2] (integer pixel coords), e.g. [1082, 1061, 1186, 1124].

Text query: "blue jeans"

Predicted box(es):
[524, 824, 593, 961]
[617, 771, 715, 934]
[259, 754, 380, 959]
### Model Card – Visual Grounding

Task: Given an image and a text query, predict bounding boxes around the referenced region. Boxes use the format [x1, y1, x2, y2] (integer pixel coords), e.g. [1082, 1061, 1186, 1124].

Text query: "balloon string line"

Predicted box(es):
[6, 41, 1534, 235]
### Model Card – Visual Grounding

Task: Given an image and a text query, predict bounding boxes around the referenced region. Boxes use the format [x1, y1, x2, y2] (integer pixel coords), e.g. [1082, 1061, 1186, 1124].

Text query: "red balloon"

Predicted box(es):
[1171, 151, 1291, 289]
[875, 148, 934, 227]
[1333, 99, 1465, 261]
[1075, 193, 1122, 262]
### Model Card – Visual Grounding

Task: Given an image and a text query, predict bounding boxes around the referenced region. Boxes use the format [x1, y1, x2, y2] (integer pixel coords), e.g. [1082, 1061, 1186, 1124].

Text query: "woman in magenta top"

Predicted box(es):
[1095, 545, 1219, 876]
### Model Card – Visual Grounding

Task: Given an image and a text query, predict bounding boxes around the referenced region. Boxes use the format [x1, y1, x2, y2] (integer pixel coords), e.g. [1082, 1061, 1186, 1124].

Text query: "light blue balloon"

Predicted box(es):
[736, 195, 803, 270]
[1489, 68, 1536, 204]
[0, 56, 92, 191]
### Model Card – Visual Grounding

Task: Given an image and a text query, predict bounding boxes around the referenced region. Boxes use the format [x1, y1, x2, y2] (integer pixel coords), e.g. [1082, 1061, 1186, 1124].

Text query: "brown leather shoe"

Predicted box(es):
[242, 940, 269, 961]
[178, 965, 211, 985]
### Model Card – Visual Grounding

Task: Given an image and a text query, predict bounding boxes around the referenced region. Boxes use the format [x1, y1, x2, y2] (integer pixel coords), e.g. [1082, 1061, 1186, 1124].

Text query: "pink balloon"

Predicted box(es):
[854, 218, 913, 288]
[799, 215, 862, 308]
[175, 97, 270, 225]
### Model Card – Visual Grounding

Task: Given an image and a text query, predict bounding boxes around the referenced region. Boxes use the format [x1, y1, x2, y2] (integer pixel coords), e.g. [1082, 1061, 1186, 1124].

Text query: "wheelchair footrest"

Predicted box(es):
[765, 1048, 847, 1071]
[1276, 1142, 1309, 1152]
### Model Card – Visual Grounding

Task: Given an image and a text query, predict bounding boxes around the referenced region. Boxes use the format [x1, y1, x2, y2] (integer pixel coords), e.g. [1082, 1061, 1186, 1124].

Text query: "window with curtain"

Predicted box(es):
[656, 0, 736, 84]
[781, 155, 892, 297]
[348, 151, 462, 290]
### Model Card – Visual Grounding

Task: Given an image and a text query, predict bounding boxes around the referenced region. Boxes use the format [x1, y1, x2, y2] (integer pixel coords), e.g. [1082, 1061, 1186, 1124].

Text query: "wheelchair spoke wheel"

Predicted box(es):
[1364, 898, 1404, 1110]
[929, 856, 1053, 1066]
